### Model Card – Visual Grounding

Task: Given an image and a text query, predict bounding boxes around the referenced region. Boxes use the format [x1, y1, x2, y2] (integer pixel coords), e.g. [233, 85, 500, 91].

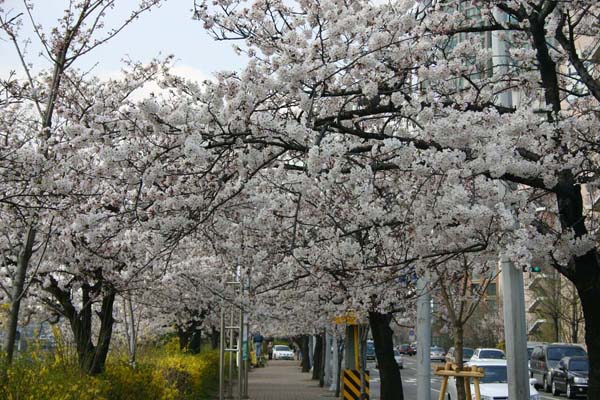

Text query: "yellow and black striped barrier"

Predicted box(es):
[342, 369, 369, 400]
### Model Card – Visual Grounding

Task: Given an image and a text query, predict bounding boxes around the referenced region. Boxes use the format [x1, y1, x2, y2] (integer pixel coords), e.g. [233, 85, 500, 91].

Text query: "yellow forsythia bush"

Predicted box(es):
[0, 348, 219, 400]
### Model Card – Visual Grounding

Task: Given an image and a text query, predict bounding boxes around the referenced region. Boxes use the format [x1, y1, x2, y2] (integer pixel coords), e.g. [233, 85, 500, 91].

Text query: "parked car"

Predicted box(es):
[430, 346, 446, 362]
[272, 345, 294, 360]
[394, 350, 404, 369]
[366, 340, 376, 361]
[445, 347, 474, 364]
[551, 356, 588, 398]
[527, 342, 545, 371]
[409, 343, 417, 355]
[447, 359, 540, 400]
[398, 344, 415, 356]
[470, 348, 505, 360]
[530, 343, 587, 393]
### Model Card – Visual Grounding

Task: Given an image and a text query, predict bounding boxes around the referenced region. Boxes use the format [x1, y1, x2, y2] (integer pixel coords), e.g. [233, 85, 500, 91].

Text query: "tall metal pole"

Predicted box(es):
[243, 314, 249, 399]
[238, 304, 243, 399]
[219, 300, 226, 400]
[227, 307, 234, 398]
[331, 332, 339, 392]
[492, 7, 530, 399]
[324, 329, 332, 388]
[416, 276, 431, 400]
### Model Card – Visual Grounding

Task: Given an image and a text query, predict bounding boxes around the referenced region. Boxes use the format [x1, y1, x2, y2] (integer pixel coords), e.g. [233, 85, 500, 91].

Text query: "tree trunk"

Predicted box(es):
[578, 279, 600, 398]
[301, 335, 311, 372]
[570, 285, 579, 343]
[126, 297, 137, 367]
[555, 182, 600, 397]
[369, 311, 403, 400]
[5, 226, 36, 363]
[453, 324, 466, 400]
[46, 280, 116, 375]
[189, 330, 202, 354]
[210, 326, 219, 349]
[177, 326, 191, 351]
[312, 333, 323, 380]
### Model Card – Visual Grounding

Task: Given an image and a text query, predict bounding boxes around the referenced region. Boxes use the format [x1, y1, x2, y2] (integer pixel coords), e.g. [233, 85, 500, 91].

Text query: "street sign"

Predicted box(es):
[408, 328, 415, 342]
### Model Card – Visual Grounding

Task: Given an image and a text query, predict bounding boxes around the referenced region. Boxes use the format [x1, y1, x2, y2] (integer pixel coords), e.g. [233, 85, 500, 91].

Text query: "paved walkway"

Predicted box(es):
[247, 360, 335, 400]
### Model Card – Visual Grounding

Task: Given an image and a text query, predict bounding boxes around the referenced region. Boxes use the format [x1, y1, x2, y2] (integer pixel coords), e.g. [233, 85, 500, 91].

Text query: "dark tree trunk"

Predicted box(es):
[369, 311, 403, 400]
[301, 335, 311, 372]
[524, 8, 600, 398]
[177, 326, 191, 351]
[177, 327, 202, 353]
[312, 333, 323, 380]
[555, 182, 600, 398]
[577, 276, 600, 398]
[189, 330, 202, 354]
[210, 326, 219, 349]
[45, 279, 116, 375]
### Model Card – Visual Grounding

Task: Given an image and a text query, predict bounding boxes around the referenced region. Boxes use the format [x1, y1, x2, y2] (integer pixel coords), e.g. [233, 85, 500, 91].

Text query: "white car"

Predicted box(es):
[272, 345, 294, 360]
[394, 350, 404, 369]
[447, 359, 540, 400]
[470, 348, 505, 361]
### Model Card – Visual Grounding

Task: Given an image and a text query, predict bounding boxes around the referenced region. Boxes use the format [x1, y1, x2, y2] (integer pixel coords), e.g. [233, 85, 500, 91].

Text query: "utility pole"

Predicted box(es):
[324, 329, 332, 388]
[416, 276, 431, 400]
[493, 7, 530, 399]
[219, 296, 225, 400]
[331, 331, 339, 392]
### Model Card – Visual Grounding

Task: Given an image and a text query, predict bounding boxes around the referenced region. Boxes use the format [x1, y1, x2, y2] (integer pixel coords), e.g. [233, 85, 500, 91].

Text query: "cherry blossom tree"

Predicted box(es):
[193, 0, 600, 396]
[0, 0, 163, 371]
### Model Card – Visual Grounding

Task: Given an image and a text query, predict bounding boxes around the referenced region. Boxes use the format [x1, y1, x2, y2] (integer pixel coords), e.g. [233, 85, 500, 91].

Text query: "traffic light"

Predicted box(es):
[522, 265, 541, 273]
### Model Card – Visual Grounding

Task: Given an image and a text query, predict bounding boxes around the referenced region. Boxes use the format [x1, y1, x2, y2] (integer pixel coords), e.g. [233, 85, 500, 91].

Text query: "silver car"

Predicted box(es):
[430, 346, 446, 362]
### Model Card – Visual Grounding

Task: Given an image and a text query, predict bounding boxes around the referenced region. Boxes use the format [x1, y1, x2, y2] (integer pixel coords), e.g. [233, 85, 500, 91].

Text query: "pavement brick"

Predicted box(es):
[247, 360, 335, 400]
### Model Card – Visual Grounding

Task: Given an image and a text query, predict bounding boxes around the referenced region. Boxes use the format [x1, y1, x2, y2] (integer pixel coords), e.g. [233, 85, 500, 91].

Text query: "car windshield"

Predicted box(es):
[548, 347, 586, 361]
[570, 359, 589, 371]
[463, 348, 474, 358]
[479, 350, 504, 359]
[431, 347, 443, 352]
[274, 345, 290, 351]
[480, 365, 508, 384]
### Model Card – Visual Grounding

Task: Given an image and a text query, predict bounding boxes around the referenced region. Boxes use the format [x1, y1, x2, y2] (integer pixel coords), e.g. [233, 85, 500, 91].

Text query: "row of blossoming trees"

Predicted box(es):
[2, 1, 600, 399]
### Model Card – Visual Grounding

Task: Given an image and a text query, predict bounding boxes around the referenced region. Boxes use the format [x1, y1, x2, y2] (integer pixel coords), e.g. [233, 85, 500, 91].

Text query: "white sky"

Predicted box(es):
[0, 0, 246, 82]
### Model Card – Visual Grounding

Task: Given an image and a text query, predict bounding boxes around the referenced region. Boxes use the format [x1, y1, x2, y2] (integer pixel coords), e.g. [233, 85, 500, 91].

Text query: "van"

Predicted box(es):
[530, 343, 587, 393]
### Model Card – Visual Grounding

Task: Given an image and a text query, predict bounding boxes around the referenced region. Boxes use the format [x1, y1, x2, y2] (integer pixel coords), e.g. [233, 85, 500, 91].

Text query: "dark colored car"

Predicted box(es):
[530, 343, 587, 393]
[398, 344, 416, 356]
[551, 356, 588, 398]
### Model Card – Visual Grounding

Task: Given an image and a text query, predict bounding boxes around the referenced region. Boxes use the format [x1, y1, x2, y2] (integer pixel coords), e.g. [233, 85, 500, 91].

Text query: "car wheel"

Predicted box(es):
[552, 380, 560, 396]
[543, 375, 551, 393]
[566, 383, 576, 399]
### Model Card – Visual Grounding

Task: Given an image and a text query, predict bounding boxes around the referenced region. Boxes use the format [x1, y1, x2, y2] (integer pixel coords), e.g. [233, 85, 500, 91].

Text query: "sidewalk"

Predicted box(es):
[247, 360, 335, 400]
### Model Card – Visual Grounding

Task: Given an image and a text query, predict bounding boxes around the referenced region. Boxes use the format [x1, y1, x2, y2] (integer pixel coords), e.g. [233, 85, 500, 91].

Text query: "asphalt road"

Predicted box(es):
[367, 357, 573, 400]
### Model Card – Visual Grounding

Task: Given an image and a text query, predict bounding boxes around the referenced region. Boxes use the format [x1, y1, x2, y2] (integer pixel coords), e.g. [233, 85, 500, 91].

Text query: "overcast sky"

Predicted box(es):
[0, 0, 245, 82]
